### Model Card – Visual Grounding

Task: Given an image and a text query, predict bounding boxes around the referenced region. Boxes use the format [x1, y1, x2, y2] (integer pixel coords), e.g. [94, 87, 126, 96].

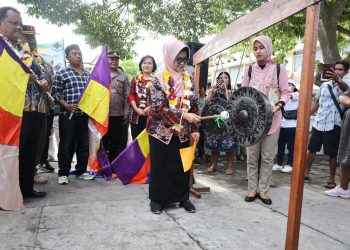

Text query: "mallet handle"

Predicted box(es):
[200, 114, 219, 120]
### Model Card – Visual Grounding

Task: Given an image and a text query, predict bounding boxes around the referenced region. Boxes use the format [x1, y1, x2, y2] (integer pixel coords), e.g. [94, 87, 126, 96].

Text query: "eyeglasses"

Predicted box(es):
[175, 56, 188, 64]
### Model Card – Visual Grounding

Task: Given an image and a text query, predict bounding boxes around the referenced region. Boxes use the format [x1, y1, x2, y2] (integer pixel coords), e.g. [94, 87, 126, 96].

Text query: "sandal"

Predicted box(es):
[225, 168, 233, 175]
[324, 182, 336, 189]
[238, 155, 245, 161]
[207, 166, 217, 173]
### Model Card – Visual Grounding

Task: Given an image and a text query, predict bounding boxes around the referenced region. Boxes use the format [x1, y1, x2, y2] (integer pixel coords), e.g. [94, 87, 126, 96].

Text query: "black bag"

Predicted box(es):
[327, 84, 344, 119]
[282, 109, 298, 120]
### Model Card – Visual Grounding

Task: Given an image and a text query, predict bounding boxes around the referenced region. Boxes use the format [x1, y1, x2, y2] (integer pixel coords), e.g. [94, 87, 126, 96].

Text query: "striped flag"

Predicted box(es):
[77, 45, 112, 178]
[0, 36, 31, 210]
[111, 129, 151, 185]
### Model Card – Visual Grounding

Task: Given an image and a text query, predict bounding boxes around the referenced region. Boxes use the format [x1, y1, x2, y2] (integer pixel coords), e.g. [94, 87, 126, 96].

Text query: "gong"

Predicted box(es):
[229, 87, 273, 146]
[201, 97, 234, 136]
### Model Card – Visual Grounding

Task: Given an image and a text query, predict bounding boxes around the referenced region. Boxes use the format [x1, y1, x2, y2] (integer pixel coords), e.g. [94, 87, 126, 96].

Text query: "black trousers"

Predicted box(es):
[102, 116, 128, 163]
[277, 127, 296, 166]
[58, 113, 89, 176]
[19, 111, 47, 196]
[196, 126, 205, 158]
[130, 116, 147, 140]
[40, 111, 55, 164]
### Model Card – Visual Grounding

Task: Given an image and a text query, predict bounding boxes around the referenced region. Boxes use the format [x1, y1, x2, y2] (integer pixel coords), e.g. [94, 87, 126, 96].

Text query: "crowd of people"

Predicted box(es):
[0, 6, 349, 214]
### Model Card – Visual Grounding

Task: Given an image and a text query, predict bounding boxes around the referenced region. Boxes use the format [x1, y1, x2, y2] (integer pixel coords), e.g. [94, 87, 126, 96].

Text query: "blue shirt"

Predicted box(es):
[313, 81, 349, 131]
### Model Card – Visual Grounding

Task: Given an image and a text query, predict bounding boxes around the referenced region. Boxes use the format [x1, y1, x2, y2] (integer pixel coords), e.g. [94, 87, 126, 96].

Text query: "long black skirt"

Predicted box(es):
[149, 135, 190, 204]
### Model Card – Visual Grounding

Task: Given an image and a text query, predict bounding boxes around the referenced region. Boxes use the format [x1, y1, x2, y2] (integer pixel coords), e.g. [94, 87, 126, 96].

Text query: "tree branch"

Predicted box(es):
[332, 0, 348, 21]
[337, 25, 350, 37]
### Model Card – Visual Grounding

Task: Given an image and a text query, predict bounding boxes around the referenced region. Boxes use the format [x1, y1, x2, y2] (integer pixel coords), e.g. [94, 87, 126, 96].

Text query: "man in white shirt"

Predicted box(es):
[304, 60, 350, 188]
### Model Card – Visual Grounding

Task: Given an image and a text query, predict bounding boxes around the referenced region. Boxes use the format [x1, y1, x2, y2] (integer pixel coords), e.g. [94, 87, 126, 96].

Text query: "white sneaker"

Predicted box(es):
[281, 165, 293, 173]
[58, 176, 69, 185]
[325, 185, 350, 199]
[75, 173, 95, 181]
[272, 164, 283, 171]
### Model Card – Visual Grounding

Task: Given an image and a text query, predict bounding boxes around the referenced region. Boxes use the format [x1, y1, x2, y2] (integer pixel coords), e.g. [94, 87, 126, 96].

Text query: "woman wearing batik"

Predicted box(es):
[242, 35, 290, 205]
[128, 56, 157, 139]
[147, 39, 200, 214]
[206, 72, 236, 175]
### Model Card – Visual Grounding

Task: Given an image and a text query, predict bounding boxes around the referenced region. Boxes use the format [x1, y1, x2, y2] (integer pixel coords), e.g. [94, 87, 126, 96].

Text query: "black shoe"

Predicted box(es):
[40, 161, 55, 172]
[179, 200, 196, 213]
[258, 193, 272, 205]
[150, 201, 162, 214]
[244, 194, 258, 202]
[23, 189, 46, 198]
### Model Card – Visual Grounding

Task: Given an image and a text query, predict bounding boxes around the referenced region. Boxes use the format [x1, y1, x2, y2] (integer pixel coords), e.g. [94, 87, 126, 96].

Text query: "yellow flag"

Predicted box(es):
[180, 139, 197, 172]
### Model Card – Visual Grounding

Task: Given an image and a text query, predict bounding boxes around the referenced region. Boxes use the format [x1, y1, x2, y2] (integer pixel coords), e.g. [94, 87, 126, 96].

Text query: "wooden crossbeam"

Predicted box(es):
[193, 0, 321, 65]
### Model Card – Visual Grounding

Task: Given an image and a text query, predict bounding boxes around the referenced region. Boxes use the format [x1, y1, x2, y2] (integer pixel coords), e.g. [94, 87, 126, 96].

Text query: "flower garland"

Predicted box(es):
[18, 41, 34, 67]
[0, 35, 33, 67]
[32, 50, 43, 65]
[163, 70, 192, 112]
[136, 72, 151, 108]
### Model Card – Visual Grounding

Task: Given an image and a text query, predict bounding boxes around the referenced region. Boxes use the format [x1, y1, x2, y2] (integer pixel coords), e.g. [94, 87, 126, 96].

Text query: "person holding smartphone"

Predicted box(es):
[305, 60, 350, 188]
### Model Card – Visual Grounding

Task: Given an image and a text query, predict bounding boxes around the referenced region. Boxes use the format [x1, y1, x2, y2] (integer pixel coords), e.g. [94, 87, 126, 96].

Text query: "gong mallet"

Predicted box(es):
[200, 111, 230, 128]
[200, 110, 230, 120]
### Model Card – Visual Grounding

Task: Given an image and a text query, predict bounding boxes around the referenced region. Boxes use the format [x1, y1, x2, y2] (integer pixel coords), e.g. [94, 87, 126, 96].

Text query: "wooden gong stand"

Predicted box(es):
[192, 0, 321, 249]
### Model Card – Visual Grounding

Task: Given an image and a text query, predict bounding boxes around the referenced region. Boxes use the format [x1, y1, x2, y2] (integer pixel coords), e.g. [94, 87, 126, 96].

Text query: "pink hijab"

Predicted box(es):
[158, 39, 189, 96]
[252, 35, 273, 61]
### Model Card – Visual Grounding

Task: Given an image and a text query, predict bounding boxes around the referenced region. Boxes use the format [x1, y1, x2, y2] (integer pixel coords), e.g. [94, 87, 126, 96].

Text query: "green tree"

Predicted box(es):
[18, 0, 350, 63]
[17, 0, 138, 59]
[119, 60, 139, 80]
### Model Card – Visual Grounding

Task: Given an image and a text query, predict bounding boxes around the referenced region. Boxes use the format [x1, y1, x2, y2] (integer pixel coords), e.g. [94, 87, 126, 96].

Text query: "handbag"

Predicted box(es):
[282, 109, 298, 120]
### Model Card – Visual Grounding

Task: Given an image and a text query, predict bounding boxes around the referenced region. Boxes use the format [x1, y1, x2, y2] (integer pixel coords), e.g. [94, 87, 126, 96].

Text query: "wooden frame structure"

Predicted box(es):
[192, 0, 321, 249]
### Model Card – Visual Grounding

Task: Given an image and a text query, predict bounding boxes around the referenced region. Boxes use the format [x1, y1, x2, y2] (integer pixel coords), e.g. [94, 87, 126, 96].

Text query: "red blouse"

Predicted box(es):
[128, 73, 151, 124]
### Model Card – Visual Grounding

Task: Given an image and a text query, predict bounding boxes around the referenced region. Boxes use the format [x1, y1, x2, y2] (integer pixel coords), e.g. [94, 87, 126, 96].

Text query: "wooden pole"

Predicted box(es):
[285, 3, 320, 250]
[189, 63, 202, 195]
[194, 63, 201, 94]
[190, 63, 211, 198]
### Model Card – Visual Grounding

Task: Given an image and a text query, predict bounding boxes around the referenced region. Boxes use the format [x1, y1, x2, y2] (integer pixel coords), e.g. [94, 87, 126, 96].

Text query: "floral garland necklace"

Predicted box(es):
[0, 35, 33, 67]
[136, 72, 151, 109]
[32, 50, 43, 65]
[163, 70, 192, 112]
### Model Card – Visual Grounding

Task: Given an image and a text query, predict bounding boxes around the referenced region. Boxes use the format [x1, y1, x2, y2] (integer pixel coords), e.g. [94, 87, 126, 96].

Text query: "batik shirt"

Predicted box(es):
[1, 36, 50, 114]
[23, 59, 50, 113]
[146, 76, 199, 145]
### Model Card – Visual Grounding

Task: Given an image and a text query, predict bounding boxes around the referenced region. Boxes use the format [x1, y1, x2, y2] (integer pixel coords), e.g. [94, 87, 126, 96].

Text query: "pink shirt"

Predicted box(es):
[242, 62, 291, 135]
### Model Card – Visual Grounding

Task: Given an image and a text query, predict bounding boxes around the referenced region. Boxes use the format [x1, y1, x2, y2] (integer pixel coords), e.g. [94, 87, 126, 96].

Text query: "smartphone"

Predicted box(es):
[321, 63, 334, 81]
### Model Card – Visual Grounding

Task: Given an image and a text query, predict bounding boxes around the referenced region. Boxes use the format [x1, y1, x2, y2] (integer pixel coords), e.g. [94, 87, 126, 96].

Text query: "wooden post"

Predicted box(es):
[285, 3, 320, 250]
[190, 63, 202, 198]
[194, 63, 201, 94]
[189, 63, 211, 198]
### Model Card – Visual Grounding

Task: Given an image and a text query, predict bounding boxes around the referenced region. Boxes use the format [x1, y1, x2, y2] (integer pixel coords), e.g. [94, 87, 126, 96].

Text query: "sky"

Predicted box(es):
[1, 0, 174, 64]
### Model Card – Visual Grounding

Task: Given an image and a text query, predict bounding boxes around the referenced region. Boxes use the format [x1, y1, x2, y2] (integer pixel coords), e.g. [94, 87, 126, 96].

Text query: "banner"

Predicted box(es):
[37, 39, 65, 72]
